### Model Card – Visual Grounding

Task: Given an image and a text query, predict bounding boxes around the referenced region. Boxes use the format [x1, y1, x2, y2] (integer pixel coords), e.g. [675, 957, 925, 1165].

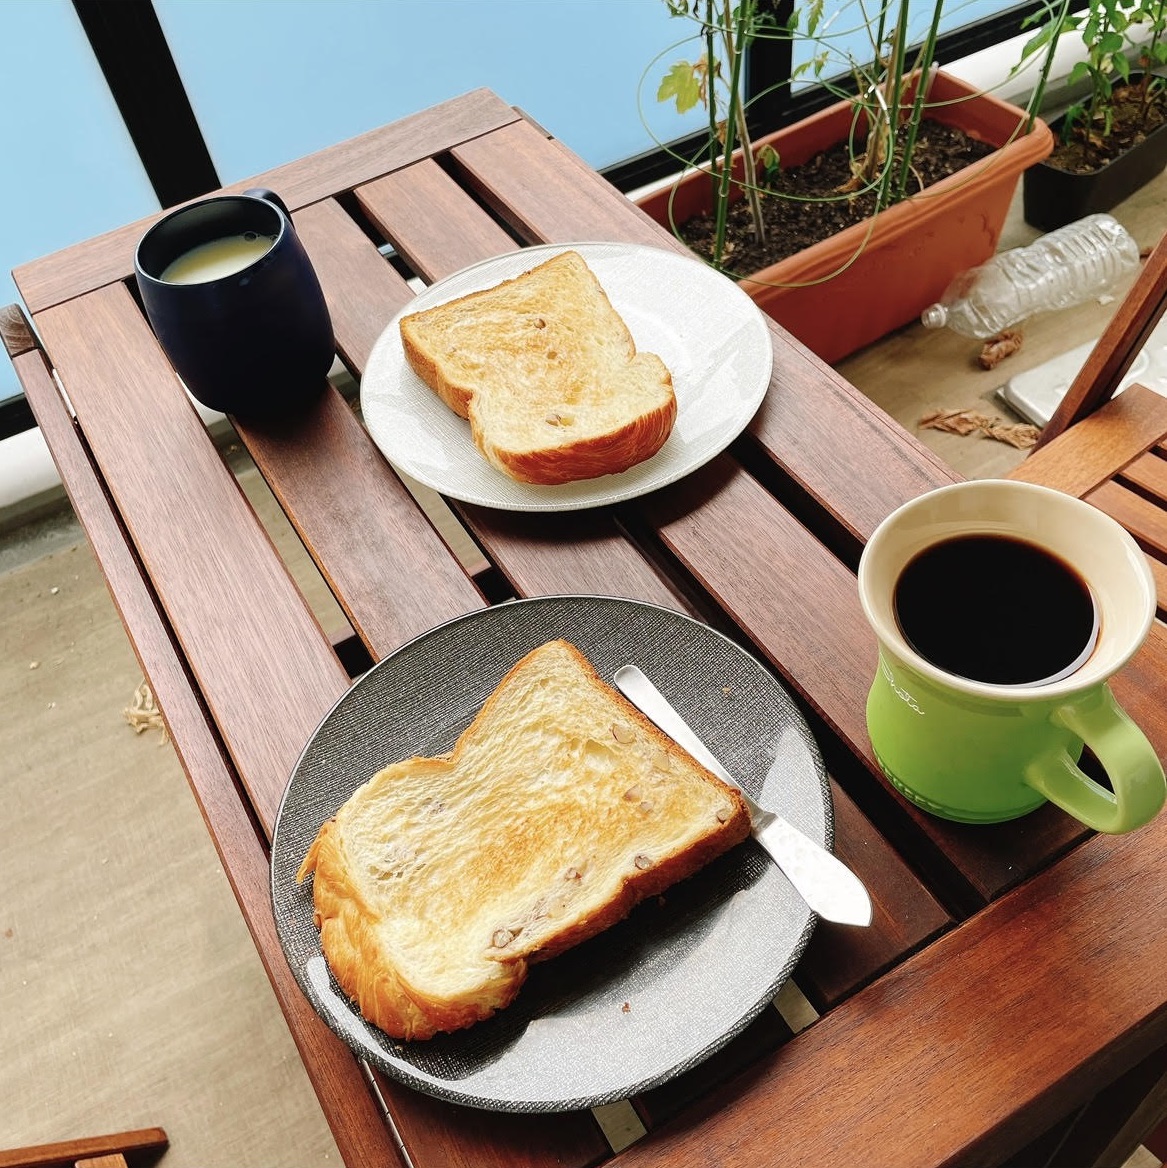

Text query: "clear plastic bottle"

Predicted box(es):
[920, 214, 1141, 339]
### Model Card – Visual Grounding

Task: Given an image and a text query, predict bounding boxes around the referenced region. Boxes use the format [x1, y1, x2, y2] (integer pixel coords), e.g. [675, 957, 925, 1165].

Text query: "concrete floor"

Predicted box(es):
[3, 173, 1166, 1165]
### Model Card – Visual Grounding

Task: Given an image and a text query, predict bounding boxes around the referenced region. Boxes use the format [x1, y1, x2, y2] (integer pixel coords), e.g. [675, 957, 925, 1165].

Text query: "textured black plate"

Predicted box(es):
[271, 596, 830, 1112]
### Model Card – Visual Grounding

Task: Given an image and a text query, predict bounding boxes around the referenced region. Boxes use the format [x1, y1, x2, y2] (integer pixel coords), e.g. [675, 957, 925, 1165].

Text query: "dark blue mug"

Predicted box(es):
[134, 187, 334, 416]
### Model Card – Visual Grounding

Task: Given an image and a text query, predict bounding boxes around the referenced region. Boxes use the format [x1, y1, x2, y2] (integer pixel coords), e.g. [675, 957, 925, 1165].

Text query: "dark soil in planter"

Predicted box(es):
[674, 121, 994, 276]
[1044, 83, 1167, 175]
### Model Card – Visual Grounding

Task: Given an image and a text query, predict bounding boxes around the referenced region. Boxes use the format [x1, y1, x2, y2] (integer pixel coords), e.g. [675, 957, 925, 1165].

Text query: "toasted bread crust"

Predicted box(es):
[301, 823, 524, 1037]
[398, 325, 475, 420]
[398, 251, 676, 485]
[483, 390, 676, 485]
[297, 640, 750, 1041]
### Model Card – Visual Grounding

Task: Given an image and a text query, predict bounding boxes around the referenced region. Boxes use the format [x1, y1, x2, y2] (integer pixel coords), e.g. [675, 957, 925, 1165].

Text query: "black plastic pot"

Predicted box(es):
[1024, 80, 1167, 231]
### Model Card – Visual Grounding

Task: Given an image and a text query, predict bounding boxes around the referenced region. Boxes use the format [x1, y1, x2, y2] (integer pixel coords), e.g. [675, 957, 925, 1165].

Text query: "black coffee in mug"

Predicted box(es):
[893, 534, 1098, 685]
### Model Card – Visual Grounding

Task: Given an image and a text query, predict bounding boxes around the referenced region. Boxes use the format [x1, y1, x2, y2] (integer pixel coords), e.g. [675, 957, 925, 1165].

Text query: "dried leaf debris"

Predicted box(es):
[123, 679, 169, 744]
[918, 408, 1041, 449]
[978, 329, 1024, 370]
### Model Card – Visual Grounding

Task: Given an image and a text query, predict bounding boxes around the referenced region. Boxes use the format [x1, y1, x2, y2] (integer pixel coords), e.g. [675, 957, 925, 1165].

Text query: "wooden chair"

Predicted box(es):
[1003, 231, 1167, 1167]
[1009, 228, 1167, 622]
[1033, 229, 1167, 449]
[0, 1128, 168, 1168]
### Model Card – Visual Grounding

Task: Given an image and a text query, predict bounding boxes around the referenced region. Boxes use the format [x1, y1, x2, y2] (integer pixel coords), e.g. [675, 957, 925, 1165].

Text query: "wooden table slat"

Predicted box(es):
[11, 342, 406, 1168]
[644, 455, 1088, 905]
[13, 89, 522, 315]
[799, 781, 951, 1008]
[450, 119, 957, 543]
[234, 200, 488, 659]
[612, 626, 1167, 1165]
[367, 1070, 611, 1168]
[633, 1007, 793, 1131]
[451, 119, 673, 252]
[35, 284, 350, 832]
[17, 285, 608, 1168]
[293, 197, 416, 372]
[459, 503, 686, 610]
[356, 159, 520, 284]
[233, 386, 488, 661]
[744, 340, 959, 543]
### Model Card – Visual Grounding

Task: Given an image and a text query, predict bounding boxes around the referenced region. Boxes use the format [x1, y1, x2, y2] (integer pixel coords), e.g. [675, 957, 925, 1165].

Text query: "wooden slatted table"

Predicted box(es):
[6, 90, 1167, 1168]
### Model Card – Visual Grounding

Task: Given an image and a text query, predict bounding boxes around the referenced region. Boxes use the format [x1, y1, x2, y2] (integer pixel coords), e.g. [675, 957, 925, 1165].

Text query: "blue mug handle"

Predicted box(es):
[243, 187, 291, 220]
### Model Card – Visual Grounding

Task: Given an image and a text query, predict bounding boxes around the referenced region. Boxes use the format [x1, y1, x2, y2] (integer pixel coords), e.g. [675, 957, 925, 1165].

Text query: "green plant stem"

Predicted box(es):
[704, 0, 721, 233]
[1023, 0, 1072, 133]
[727, 0, 767, 247]
[1139, 0, 1165, 126]
[712, 0, 763, 265]
[864, 0, 908, 209]
[894, 0, 945, 202]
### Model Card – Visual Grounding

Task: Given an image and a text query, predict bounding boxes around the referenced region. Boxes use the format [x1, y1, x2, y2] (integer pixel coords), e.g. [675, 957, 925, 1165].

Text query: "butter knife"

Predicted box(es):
[613, 665, 873, 927]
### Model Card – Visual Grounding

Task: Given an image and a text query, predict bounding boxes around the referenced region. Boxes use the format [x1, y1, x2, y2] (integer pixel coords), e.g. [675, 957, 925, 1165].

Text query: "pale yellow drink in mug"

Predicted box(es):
[161, 231, 274, 284]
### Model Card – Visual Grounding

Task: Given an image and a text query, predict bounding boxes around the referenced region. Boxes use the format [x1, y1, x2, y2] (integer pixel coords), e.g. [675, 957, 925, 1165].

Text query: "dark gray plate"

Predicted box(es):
[271, 595, 830, 1112]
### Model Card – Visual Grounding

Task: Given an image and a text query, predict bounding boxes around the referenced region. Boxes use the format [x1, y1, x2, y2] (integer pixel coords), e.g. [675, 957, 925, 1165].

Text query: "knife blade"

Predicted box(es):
[613, 665, 873, 927]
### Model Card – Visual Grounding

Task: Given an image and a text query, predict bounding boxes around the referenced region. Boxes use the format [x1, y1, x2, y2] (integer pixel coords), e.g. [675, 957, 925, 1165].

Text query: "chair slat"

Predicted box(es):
[1119, 445, 1167, 501]
[0, 1128, 166, 1168]
[1036, 230, 1167, 447]
[1088, 479, 1167, 558]
[1008, 384, 1167, 496]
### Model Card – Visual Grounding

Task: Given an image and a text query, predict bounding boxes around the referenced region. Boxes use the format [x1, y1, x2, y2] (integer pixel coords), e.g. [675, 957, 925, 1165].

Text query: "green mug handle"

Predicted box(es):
[1024, 685, 1166, 833]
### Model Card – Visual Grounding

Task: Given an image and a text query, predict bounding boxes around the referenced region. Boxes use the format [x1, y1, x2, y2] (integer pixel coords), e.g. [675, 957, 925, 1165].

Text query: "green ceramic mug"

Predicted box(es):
[858, 479, 1165, 832]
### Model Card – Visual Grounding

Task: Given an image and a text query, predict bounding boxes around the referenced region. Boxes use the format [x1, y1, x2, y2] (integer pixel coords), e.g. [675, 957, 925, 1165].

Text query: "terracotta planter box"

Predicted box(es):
[637, 71, 1053, 365]
[1024, 76, 1167, 231]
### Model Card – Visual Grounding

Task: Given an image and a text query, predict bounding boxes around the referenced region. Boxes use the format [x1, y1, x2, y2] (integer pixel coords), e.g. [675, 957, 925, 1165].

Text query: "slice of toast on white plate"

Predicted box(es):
[398, 250, 676, 484]
[297, 639, 750, 1040]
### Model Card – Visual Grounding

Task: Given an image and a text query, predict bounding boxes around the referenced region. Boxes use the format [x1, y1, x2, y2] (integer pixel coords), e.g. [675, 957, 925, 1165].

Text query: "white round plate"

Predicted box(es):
[360, 242, 773, 512]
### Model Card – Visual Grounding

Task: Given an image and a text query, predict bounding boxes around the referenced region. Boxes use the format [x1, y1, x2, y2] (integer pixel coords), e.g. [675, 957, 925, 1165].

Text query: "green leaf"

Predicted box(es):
[1067, 59, 1093, 84]
[1063, 101, 1086, 141]
[657, 62, 703, 112]
[756, 143, 781, 184]
[1099, 30, 1126, 52]
[805, 0, 823, 36]
[1017, 21, 1058, 61]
